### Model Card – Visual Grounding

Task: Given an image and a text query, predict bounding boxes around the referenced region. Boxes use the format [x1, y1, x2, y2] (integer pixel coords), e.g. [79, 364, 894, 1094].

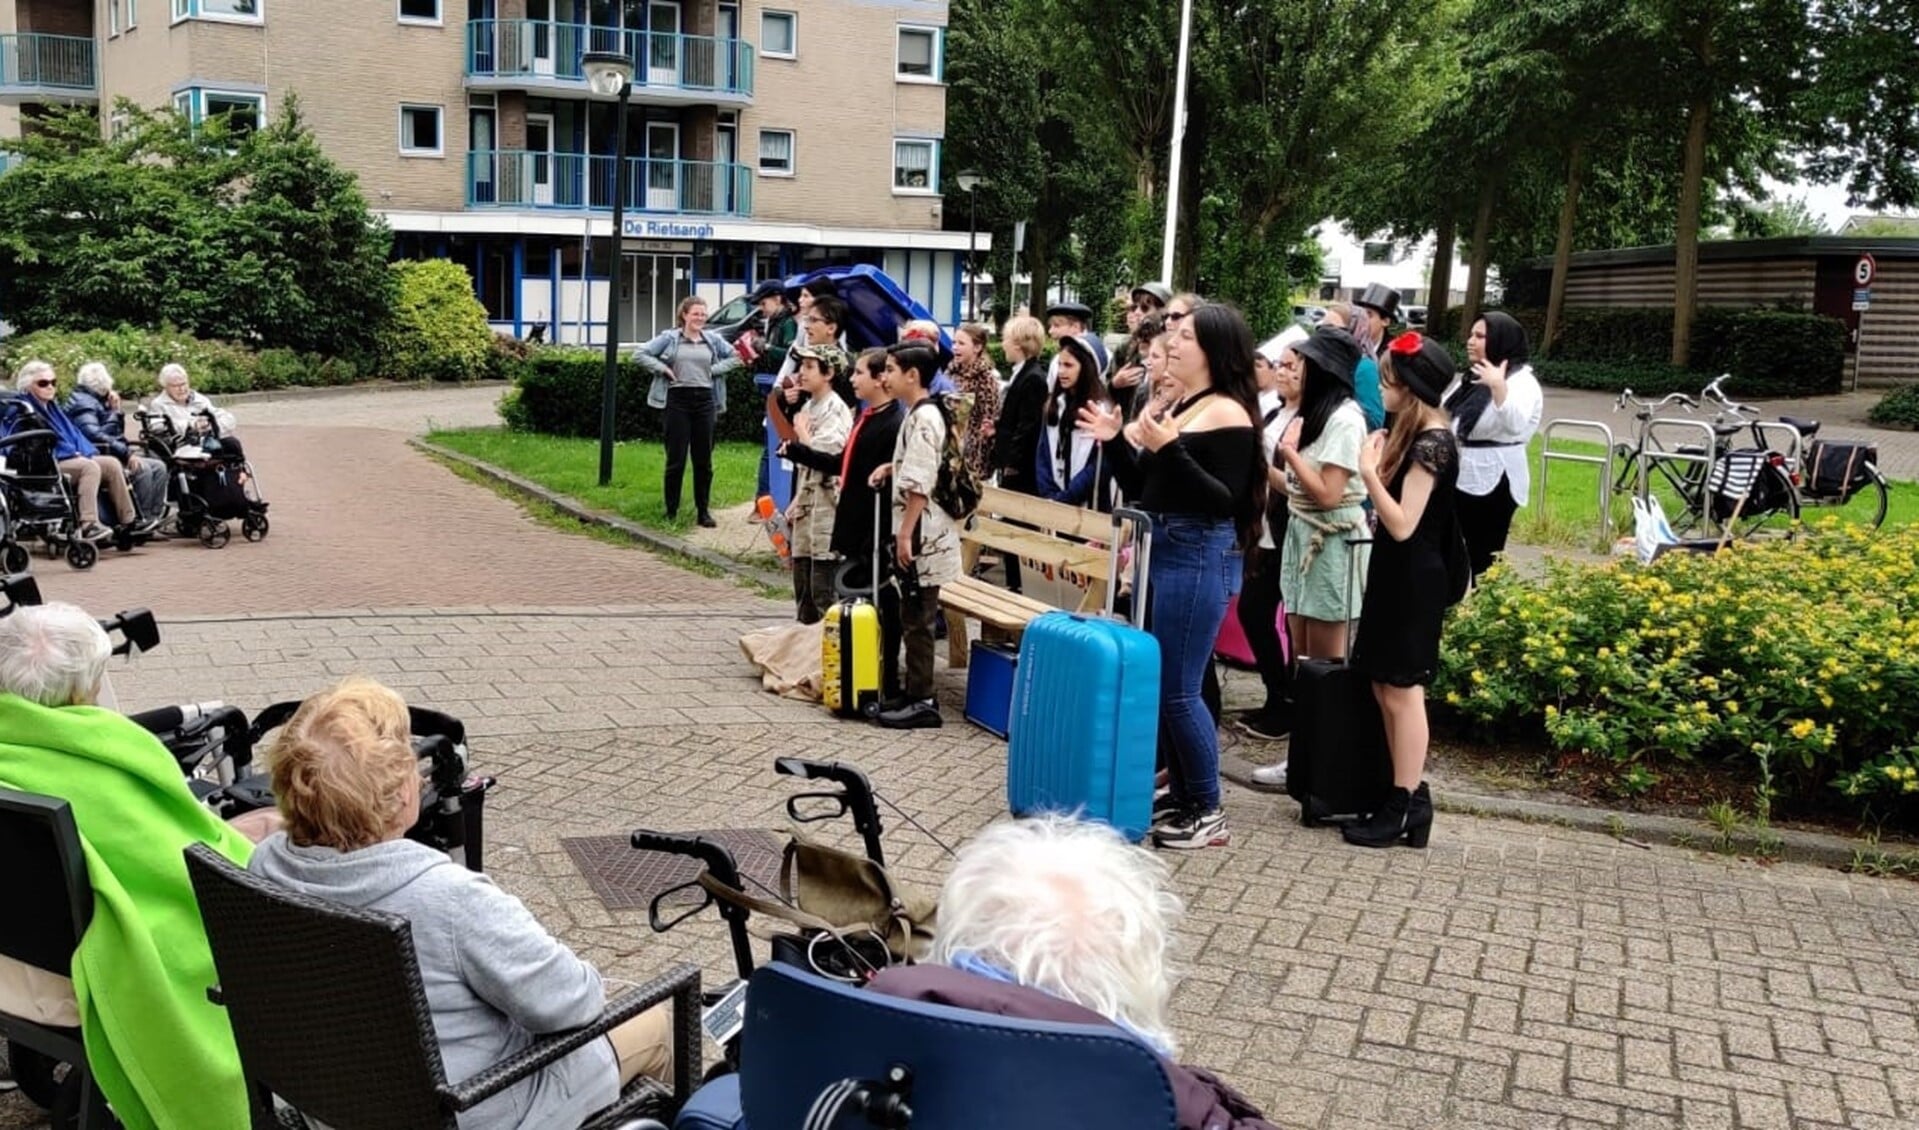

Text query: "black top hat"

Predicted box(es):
[1294, 325, 1362, 388]
[1354, 283, 1402, 320]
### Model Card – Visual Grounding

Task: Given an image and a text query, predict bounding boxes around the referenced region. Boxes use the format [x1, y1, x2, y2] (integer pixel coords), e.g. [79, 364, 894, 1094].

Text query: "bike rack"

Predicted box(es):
[1637, 418, 1720, 533]
[1751, 420, 1803, 473]
[1538, 419, 1617, 545]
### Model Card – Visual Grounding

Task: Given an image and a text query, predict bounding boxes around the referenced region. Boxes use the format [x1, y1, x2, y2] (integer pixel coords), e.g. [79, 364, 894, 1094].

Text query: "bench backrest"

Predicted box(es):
[974, 485, 1115, 545]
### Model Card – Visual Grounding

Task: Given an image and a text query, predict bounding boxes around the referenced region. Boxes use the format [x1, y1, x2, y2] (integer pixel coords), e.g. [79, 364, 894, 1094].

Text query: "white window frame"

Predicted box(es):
[200, 89, 265, 137]
[894, 24, 943, 83]
[759, 10, 796, 59]
[398, 104, 445, 157]
[892, 138, 939, 195]
[110, 0, 122, 37]
[757, 128, 795, 177]
[129, 0, 139, 29]
[172, 0, 264, 26]
[397, 0, 442, 26]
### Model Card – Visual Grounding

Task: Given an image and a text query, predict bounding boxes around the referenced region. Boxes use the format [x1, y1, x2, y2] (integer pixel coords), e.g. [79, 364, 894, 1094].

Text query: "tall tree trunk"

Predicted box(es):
[1428, 211, 1456, 332]
[1543, 139, 1587, 356]
[1460, 179, 1497, 333]
[1671, 93, 1712, 367]
[1028, 223, 1052, 317]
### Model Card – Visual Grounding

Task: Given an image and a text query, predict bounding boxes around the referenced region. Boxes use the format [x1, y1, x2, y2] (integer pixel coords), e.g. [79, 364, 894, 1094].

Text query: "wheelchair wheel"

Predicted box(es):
[242, 512, 269, 542]
[1, 541, 28, 573]
[199, 519, 231, 549]
[65, 540, 97, 570]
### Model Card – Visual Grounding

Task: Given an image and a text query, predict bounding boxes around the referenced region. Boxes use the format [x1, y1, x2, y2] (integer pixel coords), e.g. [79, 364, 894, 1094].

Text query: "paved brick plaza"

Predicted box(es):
[6, 386, 1918, 1130]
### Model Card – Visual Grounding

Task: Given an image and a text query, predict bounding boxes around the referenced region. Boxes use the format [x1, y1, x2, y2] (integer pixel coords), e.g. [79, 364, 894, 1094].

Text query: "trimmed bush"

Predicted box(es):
[1437, 523, 1919, 825]
[1868, 385, 1919, 430]
[1531, 359, 1700, 396]
[501, 348, 763, 443]
[380, 260, 493, 382]
[2, 325, 295, 395]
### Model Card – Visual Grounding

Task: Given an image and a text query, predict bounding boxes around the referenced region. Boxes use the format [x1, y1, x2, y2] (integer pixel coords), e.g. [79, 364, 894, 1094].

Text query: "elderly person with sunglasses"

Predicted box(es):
[7, 362, 155, 543]
[65, 363, 170, 530]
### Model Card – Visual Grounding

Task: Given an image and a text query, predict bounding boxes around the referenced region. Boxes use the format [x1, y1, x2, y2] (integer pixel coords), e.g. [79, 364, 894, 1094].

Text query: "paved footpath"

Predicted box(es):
[7, 386, 1919, 1130]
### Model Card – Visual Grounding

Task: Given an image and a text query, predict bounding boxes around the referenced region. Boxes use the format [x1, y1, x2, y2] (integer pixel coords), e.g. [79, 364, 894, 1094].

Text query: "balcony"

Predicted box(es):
[465, 21, 753, 105]
[467, 151, 753, 218]
[0, 34, 97, 103]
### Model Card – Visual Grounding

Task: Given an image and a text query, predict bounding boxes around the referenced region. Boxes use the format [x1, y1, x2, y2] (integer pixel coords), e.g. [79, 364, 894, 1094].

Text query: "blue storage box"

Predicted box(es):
[963, 640, 1019, 738]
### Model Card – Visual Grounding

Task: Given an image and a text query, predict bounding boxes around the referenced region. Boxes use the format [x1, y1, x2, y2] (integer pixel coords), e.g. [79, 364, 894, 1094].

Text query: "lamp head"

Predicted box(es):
[583, 51, 634, 96]
[955, 169, 983, 193]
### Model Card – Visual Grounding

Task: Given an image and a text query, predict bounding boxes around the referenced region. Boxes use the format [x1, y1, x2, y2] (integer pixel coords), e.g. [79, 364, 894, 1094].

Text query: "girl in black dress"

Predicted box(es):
[1346, 333, 1463, 849]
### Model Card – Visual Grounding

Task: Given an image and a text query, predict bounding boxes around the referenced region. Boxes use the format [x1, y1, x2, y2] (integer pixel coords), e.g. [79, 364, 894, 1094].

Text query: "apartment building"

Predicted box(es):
[0, 0, 971, 342]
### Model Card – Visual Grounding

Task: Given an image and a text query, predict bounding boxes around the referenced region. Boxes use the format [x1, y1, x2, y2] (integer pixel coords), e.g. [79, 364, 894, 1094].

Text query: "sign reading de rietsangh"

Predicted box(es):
[1854, 254, 1877, 288]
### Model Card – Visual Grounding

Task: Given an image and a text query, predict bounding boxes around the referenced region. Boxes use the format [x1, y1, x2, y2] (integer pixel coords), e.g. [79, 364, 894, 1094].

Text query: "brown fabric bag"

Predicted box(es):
[695, 834, 937, 963]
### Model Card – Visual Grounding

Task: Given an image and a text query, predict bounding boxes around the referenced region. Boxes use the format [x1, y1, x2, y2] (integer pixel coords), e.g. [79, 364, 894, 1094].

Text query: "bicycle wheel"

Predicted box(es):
[1851, 464, 1890, 530]
[1666, 457, 1711, 537]
[1729, 466, 1800, 541]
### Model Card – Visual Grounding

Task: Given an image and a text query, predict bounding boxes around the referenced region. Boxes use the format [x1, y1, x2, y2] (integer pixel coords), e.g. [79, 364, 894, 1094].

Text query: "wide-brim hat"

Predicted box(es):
[1294, 325, 1362, 388]
[1044, 300, 1095, 323]
[1129, 282, 1173, 307]
[1354, 282, 1402, 320]
[791, 342, 851, 380]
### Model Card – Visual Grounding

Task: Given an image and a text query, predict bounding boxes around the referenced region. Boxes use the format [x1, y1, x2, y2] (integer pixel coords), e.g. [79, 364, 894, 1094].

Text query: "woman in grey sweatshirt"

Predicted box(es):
[246, 678, 669, 1130]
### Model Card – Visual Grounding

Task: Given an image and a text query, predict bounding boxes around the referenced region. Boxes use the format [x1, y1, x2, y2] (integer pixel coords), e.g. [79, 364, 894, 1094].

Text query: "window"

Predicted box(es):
[757, 128, 794, 176]
[110, 0, 123, 35]
[174, 0, 261, 21]
[172, 88, 265, 140]
[1362, 241, 1396, 265]
[893, 139, 938, 193]
[760, 10, 795, 58]
[398, 0, 440, 22]
[896, 25, 942, 82]
[399, 104, 444, 156]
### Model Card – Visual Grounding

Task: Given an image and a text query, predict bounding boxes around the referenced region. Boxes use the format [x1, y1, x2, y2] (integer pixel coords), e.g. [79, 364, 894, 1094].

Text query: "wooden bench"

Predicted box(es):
[939, 486, 1126, 669]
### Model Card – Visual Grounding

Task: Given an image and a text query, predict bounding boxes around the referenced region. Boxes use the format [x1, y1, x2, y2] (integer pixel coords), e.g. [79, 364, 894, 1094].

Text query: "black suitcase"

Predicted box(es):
[1285, 535, 1392, 825]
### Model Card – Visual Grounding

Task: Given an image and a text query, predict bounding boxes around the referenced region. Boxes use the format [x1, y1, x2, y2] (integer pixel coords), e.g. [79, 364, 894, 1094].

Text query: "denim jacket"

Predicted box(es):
[635, 329, 744, 414]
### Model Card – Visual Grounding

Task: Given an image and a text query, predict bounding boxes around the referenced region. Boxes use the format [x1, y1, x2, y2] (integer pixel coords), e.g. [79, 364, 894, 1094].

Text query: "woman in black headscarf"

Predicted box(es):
[1443, 312, 1543, 578]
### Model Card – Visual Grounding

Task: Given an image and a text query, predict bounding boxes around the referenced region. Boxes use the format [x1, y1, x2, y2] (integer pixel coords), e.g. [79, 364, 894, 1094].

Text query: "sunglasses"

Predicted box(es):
[1165, 310, 1189, 323]
[31, 380, 55, 389]
[1132, 300, 1162, 313]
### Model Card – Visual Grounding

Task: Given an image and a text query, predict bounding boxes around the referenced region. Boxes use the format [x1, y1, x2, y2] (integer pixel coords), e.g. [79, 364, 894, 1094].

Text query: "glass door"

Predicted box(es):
[528, 0, 557, 74]
[470, 108, 497, 203]
[526, 113, 556, 205]
[645, 121, 680, 211]
[715, 119, 737, 212]
[648, 1, 680, 86]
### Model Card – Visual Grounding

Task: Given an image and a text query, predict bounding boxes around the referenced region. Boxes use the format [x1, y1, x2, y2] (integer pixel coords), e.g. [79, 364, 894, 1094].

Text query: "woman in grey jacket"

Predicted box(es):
[635, 296, 745, 526]
[247, 678, 672, 1130]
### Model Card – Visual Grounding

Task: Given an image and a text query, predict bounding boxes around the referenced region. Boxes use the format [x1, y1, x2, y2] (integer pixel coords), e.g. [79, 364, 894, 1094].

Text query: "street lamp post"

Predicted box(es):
[956, 169, 984, 322]
[585, 51, 635, 487]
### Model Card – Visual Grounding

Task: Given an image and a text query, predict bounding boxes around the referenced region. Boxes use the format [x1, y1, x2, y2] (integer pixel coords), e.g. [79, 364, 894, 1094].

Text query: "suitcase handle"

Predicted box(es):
[1106, 506, 1153, 628]
[1340, 534, 1374, 665]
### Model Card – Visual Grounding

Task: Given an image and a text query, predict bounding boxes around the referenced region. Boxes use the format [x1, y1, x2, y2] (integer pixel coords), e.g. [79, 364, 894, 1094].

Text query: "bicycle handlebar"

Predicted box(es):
[1614, 389, 1697, 414]
[1700, 373, 1758, 418]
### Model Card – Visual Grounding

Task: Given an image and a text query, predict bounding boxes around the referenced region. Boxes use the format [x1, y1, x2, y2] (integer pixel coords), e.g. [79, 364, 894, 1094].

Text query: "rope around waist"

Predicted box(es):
[1286, 502, 1366, 576]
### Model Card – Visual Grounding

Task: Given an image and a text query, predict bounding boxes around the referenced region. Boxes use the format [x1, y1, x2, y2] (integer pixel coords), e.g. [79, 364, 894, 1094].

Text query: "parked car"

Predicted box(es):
[1292, 304, 1327, 325]
[707, 293, 756, 341]
[1404, 305, 1429, 328]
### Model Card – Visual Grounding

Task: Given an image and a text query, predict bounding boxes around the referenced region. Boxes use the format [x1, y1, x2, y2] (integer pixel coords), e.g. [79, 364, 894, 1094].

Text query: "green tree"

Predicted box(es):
[1726, 196, 1829, 239]
[1801, 0, 1919, 210]
[381, 260, 491, 382]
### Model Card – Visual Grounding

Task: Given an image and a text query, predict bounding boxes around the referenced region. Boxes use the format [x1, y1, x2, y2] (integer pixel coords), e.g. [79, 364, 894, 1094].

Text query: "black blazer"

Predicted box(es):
[993, 357, 1049, 487]
[786, 399, 903, 565]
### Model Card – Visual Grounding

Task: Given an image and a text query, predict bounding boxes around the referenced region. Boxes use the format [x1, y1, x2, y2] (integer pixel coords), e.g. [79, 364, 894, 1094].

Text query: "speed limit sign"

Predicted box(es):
[1855, 254, 1877, 287]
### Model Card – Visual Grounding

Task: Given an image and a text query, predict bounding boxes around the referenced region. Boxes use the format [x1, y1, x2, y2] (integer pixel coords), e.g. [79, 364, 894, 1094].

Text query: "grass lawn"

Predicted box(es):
[1511, 434, 1916, 552]
[427, 428, 762, 533]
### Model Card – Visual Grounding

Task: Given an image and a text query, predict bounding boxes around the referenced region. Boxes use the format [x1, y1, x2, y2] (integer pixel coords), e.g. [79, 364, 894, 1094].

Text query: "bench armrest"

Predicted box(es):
[441, 962, 700, 1112]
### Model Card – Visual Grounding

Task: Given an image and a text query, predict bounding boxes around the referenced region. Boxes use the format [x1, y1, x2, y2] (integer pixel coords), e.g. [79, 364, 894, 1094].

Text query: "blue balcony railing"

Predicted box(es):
[465, 21, 754, 99]
[466, 150, 753, 217]
[0, 34, 97, 97]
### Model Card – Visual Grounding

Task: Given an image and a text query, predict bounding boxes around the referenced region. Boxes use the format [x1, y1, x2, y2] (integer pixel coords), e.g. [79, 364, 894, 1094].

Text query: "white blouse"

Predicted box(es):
[1445, 364, 1543, 504]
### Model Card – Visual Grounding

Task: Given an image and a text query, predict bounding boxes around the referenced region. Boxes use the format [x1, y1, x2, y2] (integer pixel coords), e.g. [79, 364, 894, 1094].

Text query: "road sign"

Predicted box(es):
[1853, 288, 1873, 311]
[1854, 254, 1877, 287]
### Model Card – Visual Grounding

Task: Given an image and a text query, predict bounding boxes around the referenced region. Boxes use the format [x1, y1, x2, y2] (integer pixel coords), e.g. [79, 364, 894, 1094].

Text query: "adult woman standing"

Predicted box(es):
[949, 323, 1001, 485]
[1077, 304, 1264, 851]
[991, 315, 1049, 594]
[637, 296, 744, 526]
[1346, 334, 1464, 848]
[1277, 326, 1369, 665]
[1035, 334, 1110, 509]
[1445, 311, 1543, 578]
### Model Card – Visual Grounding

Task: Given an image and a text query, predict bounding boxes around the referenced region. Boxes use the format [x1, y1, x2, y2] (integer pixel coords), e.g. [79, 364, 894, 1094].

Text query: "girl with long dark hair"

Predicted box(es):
[1077, 303, 1265, 850]
[1036, 334, 1111, 508]
[1445, 311, 1543, 577]
[1277, 325, 1369, 664]
[1346, 334, 1464, 848]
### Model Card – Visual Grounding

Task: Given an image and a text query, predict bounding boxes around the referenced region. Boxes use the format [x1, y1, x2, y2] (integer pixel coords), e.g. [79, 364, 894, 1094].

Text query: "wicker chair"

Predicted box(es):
[182, 843, 700, 1130]
[0, 788, 115, 1129]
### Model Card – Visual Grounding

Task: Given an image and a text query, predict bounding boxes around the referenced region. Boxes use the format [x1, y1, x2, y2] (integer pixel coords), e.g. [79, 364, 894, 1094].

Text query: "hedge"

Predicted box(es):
[1423, 306, 1846, 397]
[0, 325, 359, 396]
[1438, 522, 1919, 826]
[498, 349, 764, 443]
[1869, 385, 1919, 430]
[380, 260, 494, 383]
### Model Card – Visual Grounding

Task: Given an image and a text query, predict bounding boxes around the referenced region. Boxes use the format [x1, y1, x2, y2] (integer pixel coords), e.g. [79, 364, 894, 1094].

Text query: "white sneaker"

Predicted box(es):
[1249, 761, 1288, 789]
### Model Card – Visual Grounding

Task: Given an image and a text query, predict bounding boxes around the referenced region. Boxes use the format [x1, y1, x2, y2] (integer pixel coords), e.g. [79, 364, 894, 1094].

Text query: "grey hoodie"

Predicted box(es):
[248, 834, 618, 1130]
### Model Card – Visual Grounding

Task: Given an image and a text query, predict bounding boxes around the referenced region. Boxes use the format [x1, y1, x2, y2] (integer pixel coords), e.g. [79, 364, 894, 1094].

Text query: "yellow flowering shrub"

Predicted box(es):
[1437, 521, 1919, 818]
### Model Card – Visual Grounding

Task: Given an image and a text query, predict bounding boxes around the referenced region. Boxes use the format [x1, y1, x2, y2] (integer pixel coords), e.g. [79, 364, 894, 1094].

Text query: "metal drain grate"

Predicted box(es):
[562, 829, 785, 912]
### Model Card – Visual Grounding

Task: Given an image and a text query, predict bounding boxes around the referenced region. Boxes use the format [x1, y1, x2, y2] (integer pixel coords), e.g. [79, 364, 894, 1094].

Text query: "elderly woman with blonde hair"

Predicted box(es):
[868, 815, 1281, 1130]
[65, 362, 169, 526]
[246, 677, 673, 1130]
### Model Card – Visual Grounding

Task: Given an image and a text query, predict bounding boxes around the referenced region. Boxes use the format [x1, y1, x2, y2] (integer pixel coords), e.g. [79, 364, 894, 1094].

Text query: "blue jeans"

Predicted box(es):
[1149, 515, 1241, 811]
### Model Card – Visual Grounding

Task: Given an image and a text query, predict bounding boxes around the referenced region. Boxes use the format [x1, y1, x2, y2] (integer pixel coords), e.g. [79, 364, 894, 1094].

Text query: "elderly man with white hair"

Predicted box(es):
[6, 361, 155, 543]
[0, 602, 257, 1128]
[64, 362, 169, 528]
[868, 815, 1280, 1130]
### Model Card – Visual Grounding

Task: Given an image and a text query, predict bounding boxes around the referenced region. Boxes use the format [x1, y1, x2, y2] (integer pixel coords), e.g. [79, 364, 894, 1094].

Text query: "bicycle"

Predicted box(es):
[1613, 380, 1798, 540]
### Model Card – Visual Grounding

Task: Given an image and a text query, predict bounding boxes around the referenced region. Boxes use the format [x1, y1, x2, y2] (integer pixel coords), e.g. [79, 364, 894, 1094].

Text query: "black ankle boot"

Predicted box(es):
[1343, 786, 1432, 849]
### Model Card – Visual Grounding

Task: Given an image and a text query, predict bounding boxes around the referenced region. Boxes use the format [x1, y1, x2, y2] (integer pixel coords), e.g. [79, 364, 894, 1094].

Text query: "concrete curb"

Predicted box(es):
[410, 438, 792, 594]
[1219, 750, 1913, 872]
[220, 380, 511, 407]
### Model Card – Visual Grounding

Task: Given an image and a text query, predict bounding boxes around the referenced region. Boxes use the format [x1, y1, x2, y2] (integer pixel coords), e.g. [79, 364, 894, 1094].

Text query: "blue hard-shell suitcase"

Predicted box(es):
[964, 640, 1019, 738]
[1006, 509, 1159, 840]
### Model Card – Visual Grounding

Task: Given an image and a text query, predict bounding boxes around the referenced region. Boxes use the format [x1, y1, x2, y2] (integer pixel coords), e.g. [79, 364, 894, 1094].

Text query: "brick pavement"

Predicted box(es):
[6, 386, 1919, 1129]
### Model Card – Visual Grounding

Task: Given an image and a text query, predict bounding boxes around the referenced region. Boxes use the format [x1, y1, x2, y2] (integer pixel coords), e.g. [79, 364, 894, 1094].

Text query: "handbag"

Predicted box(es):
[697, 833, 937, 966]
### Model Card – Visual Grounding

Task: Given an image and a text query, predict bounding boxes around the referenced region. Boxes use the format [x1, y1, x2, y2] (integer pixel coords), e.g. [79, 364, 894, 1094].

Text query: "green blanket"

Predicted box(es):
[0, 693, 254, 1130]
